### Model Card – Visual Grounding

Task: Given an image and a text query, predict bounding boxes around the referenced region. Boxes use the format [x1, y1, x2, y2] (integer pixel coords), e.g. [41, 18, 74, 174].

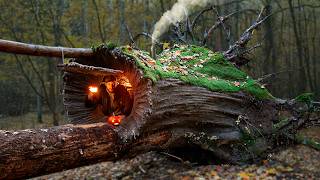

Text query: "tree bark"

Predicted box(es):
[0, 40, 312, 179]
[0, 123, 172, 180]
[0, 39, 93, 58]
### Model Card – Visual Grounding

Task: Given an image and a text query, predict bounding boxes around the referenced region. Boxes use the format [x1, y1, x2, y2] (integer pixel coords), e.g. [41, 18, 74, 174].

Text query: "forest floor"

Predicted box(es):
[0, 112, 68, 130]
[32, 127, 320, 180]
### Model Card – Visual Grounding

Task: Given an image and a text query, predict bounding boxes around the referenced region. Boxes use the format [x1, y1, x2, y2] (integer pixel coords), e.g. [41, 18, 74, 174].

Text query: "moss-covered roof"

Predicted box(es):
[120, 44, 273, 100]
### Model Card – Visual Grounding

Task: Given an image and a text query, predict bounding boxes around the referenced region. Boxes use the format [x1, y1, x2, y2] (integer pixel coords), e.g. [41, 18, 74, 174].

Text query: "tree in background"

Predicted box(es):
[0, 0, 319, 127]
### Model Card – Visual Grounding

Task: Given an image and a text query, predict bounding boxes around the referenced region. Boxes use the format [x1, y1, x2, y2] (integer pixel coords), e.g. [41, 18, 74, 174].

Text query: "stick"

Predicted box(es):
[0, 39, 93, 58]
[58, 62, 124, 76]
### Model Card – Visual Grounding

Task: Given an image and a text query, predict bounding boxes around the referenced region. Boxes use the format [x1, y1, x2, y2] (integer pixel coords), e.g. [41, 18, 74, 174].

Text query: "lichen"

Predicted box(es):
[120, 44, 273, 100]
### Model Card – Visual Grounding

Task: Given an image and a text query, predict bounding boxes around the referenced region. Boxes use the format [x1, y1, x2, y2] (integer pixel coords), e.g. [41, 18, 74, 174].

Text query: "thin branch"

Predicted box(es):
[14, 55, 44, 99]
[92, 0, 106, 43]
[202, 10, 241, 46]
[58, 62, 124, 77]
[26, 56, 51, 105]
[133, 32, 162, 46]
[212, 7, 231, 47]
[257, 69, 301, 83]
[223, 7, 270, 66]
[124, 22, 135, 45]
[0, 39, 93, 58]
[191, 6, 214, 30]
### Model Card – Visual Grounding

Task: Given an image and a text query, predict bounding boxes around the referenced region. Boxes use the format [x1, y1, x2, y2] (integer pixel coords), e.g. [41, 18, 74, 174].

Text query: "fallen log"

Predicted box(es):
[0, 42, 315, 179]
[0, 123, 172, 180]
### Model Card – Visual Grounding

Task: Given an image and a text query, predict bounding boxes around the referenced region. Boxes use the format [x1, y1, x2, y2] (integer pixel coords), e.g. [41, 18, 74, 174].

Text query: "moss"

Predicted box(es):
[120, 44, 273, 100]
[92, 42, 118, 52]
[295, 93, 314, 105]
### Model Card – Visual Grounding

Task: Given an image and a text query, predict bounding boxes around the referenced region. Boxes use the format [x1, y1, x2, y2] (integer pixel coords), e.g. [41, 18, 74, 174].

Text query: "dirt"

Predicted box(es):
[32, 141, 320, 179]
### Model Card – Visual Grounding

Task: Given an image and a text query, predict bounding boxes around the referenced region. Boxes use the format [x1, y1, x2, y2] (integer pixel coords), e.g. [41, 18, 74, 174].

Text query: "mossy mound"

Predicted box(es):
[120, 44, 273, 100]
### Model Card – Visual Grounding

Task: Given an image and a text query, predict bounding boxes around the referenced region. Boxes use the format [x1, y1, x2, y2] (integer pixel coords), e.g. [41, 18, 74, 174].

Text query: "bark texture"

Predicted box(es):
[0, 123, 172, 180]
[0, 42, 307, 179]
[0, 39, 93, 58]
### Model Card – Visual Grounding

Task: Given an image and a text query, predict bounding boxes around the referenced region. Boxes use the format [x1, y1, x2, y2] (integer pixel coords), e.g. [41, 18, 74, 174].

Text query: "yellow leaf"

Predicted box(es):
[238, 171, 254, 180]
[163, 43, 170, 50]
[266, 168, 277, 175]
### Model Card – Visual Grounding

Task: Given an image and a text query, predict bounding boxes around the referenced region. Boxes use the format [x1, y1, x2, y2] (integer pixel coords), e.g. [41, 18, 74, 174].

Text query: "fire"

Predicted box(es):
[107, 115, 123, 126]
[89, 86, 98, 93]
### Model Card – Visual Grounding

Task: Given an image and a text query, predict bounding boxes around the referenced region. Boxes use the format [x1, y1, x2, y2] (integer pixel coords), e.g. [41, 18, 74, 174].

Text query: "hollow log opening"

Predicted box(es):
[62, 46, 153, 137]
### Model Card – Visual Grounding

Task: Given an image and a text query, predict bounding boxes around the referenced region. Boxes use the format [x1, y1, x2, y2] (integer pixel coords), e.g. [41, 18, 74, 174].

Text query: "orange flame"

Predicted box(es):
[89, 86, 98, 93]
[107, 116, 123, 126]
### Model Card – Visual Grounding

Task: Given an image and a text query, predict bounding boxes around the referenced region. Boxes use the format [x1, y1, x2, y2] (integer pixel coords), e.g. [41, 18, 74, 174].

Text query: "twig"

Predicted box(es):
[191, 6, 214, 30]
[14, 55, 44, 99]
[202, 10, 242, 46]
[212, 7, 231, 46]
[124, 22, 135, 45]
[58, 62, 123, 77]
[26, 56, 51, 107]
[223, 7, 270, 66]
[138, 165, 146, 173]
[160, 152, 192, 167]
[257, 69, 301, 83]
[133, 32, 162, 47]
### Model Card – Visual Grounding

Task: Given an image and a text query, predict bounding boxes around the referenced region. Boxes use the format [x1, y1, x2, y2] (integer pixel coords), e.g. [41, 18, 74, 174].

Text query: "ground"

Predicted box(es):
[32, 128, 320, 180]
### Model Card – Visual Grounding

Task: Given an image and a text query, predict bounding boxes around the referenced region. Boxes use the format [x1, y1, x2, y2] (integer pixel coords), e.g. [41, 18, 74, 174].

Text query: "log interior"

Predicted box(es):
[63, 47, 153, 139]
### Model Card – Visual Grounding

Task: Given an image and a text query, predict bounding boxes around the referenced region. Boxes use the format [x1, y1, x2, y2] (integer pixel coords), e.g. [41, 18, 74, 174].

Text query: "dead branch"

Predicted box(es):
[191, 6, 214, 31]
[57, 62, 123, 77]
[223, 7, 269, 66]
[0, 39, 93, 58]
[124, 22, 135, 45]
[202, 8, 246, 45]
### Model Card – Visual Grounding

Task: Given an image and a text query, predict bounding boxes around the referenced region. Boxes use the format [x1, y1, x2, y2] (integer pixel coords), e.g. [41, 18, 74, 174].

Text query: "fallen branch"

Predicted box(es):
[0, 39, 93, 58]
[57, 62, 123, 77]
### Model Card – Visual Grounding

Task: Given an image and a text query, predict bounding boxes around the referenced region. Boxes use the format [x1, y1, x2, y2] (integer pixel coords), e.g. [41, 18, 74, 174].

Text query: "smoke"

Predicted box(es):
[151, 0, 215, 48]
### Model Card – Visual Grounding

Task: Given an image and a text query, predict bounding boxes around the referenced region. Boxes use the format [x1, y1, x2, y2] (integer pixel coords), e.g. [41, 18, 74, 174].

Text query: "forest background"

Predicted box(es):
[0, 0, 319, 129]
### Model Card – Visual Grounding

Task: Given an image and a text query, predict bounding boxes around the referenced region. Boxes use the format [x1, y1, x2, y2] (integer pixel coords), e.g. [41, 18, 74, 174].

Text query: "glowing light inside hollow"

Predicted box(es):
[89, 86, 98, 93]
[107, 116, 123, 126]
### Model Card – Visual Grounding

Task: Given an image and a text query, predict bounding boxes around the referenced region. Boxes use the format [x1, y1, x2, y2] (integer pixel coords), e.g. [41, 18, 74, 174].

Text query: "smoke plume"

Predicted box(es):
[151, 0, 215, 47]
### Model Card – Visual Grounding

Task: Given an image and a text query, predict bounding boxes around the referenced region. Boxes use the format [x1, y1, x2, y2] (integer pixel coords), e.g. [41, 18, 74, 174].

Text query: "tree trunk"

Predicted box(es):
[0, 41, 313, 179]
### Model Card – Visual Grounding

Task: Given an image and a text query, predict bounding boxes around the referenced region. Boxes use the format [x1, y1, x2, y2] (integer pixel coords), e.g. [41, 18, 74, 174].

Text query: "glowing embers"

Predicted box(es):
[107, 115, 124, 126]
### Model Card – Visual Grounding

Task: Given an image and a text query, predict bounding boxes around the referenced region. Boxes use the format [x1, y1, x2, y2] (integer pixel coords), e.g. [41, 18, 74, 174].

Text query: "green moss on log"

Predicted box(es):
[120, 45, 273, 100]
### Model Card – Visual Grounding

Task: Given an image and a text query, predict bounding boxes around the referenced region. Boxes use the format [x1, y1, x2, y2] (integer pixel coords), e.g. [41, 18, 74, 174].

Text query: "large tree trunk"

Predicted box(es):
[0, 41, 312, 179]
